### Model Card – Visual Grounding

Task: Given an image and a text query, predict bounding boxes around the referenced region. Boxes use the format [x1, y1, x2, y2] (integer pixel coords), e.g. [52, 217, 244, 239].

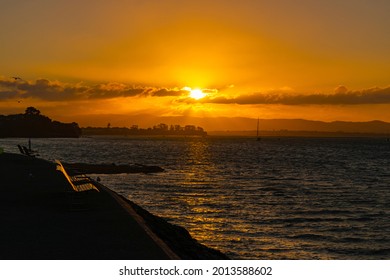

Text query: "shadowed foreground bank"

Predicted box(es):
[0, 152, 227, 260]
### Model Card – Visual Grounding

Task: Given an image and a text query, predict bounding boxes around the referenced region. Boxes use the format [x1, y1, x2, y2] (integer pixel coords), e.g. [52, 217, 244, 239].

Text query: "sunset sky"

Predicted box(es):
[1, 0, 390, 129]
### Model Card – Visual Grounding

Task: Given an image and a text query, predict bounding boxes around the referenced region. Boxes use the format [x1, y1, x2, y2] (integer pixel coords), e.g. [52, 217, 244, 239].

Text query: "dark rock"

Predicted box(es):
[124, 197, 229, 260]
[63, 162, 164, 174]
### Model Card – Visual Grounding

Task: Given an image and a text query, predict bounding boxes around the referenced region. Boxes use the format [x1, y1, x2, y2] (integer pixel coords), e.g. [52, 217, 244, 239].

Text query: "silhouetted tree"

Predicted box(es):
[25, 107, 41, 116]
[0, 108, 81, 138]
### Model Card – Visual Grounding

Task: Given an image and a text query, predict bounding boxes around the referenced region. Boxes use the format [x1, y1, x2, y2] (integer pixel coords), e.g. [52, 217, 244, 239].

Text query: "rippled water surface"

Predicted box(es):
[2, 136, 390, 259]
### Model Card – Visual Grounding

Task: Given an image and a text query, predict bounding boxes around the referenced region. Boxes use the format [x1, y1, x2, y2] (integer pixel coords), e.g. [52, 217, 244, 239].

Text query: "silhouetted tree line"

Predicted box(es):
[82, 123, 207, 136]
[0, 107, 81, 138]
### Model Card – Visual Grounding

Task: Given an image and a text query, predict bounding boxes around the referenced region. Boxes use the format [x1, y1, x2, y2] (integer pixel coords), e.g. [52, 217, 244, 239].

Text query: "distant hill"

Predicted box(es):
[0, 107, 81, 138]
[252, 119, 390, 134]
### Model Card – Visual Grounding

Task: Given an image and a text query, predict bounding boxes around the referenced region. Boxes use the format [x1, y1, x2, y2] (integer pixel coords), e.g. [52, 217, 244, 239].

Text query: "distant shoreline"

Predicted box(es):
[81, 126, 207, 137]
[81, 130, 390, 138]
[208, 130, 390, 138]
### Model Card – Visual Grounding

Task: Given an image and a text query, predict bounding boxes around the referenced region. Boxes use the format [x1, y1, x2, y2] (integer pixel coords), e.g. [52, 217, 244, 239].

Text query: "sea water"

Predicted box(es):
[1, 136, 389, 259]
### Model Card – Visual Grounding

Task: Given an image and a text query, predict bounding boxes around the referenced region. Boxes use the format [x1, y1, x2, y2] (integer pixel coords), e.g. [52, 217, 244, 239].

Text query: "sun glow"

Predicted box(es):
[189, 89, 206, 100]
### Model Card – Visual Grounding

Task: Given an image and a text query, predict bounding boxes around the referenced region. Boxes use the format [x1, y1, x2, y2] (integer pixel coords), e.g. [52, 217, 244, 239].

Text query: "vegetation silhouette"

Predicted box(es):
[82, 124, 207, 136]
[0, 107, 81, 138]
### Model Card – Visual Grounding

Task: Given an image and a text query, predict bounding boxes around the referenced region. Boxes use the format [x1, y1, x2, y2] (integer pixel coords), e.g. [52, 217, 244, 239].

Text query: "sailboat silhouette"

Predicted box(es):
[256, 118, 261, 141]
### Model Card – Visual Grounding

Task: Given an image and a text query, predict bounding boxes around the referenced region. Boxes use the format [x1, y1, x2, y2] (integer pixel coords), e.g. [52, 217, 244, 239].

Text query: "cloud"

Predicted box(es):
[2, 77, 390, 106]
[334, 85, 348, 94]
[202, 86, 390, 105]
[0, 78, 187, 101]
[148, 88, 186, 97]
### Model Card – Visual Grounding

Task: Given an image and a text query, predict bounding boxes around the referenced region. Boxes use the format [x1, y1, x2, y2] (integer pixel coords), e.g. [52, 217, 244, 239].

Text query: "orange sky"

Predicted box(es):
[1, 0, 390, 128]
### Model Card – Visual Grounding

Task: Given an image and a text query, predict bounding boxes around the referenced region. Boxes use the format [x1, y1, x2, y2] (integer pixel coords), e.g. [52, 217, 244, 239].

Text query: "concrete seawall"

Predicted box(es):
[0, 152, 228, 260]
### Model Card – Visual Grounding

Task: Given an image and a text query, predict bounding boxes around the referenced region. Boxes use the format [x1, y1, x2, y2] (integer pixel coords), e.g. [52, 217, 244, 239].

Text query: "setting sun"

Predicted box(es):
[189, 89, 206, 100]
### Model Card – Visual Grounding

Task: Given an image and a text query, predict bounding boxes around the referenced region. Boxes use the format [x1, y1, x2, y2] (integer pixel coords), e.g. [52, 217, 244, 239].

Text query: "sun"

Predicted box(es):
[189, 89, 206, 100]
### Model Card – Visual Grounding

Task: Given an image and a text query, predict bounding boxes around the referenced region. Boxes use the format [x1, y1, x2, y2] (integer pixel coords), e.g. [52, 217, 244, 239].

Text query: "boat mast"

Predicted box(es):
[256, 117, 260, 141]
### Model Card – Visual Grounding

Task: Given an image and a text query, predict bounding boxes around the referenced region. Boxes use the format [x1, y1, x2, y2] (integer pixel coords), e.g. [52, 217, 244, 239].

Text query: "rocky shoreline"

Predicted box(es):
[122, 196, 229, 260]
[63, 162, 164, 174]
[68, 163, 230, 259]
